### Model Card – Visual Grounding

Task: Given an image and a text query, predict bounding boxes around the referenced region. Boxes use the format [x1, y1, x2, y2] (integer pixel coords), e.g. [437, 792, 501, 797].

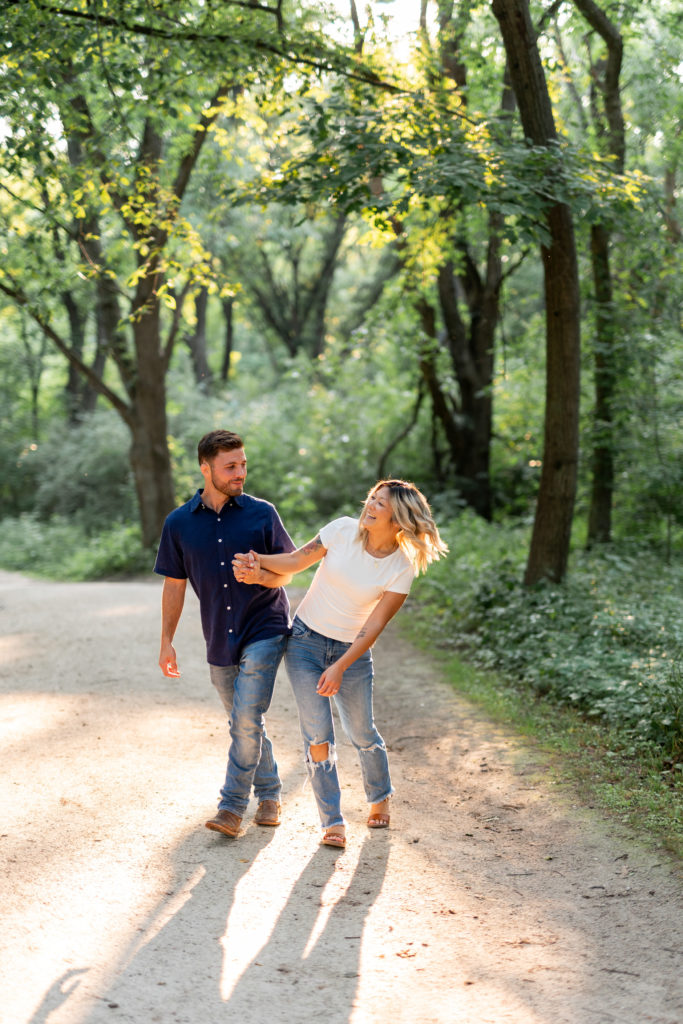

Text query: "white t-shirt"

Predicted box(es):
[295, 516, 416, 642]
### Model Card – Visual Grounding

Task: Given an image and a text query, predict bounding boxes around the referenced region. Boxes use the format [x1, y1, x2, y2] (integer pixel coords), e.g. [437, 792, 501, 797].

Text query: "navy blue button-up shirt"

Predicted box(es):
[154, 489, 295, 666]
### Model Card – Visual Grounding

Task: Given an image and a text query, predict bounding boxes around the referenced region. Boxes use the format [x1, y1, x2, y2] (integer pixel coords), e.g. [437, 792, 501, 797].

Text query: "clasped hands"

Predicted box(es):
[232, 549, 261, 584]
[231, 550, 342, 696]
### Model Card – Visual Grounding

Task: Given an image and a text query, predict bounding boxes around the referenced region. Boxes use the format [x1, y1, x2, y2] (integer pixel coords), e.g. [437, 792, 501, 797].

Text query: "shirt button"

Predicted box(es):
[221, 561, 225, 566]
[218, 539, 222, 543]
[227, 606, 231, 610]
[217, 518, 221, 522]
[223, 583, 227, 588]
[228, 628, 233, 633]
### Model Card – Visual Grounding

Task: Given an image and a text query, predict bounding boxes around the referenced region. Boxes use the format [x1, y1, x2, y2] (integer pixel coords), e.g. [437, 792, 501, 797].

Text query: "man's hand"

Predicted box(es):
[159, 577, 185, 677]
[159, 641, 181, 677]
[232, 550, 260, 584]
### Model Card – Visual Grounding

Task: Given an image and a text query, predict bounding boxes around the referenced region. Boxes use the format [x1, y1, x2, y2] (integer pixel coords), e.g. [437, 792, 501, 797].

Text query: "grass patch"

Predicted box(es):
[403, 619, 682, 860]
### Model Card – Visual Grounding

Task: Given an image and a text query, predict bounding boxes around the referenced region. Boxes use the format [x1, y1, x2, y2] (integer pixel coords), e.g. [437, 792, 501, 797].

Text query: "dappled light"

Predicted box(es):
[1, 0, 681, 1019]
[1, 571, 680, 1023]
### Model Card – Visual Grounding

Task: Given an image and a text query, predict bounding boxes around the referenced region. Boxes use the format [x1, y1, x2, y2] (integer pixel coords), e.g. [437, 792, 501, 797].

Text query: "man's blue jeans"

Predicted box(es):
[284, 616, 394, 830]
[209, 633, 287, 817]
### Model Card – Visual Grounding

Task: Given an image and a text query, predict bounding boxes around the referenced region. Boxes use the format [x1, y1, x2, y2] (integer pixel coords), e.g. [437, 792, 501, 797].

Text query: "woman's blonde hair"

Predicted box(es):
[358, 479, 448, 574]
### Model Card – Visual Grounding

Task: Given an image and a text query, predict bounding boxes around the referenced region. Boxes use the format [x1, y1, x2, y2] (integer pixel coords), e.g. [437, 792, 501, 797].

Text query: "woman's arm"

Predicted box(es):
[316, 590, 408, 697]
[243, 567, 295, 588]
[232, 534, 327, 584]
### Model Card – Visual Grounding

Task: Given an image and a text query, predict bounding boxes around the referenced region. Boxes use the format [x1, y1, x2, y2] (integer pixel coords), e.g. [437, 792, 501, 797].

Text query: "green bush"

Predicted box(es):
[28, 411, 137, 532]
[0, 515, 149, 580]
[412, 514, 683, 761]
[0, 436, 41, 516]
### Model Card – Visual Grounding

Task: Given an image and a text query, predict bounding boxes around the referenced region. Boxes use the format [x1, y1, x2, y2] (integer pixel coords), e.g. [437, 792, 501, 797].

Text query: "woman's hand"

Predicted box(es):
[232, 550, 261, 584]
[317, 662, 344, 697]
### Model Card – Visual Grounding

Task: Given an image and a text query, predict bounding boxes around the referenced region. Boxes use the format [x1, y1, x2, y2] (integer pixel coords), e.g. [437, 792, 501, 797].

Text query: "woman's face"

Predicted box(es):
[362, 486, 394, 530]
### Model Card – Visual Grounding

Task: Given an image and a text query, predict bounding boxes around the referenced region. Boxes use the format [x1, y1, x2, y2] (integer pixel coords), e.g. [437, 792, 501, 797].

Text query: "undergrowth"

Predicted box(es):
[0, 515, 150, 580]
[412, 512, 683, 765]
[405, 512, 682, 852]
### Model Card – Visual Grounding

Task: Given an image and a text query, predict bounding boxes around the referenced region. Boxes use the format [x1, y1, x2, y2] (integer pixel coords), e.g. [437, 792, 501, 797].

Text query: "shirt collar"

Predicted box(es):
[191, 488, 246, 512]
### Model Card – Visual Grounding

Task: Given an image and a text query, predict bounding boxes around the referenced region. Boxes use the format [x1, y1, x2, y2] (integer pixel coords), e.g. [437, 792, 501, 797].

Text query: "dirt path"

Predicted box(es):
[1, 570, 681, 1024]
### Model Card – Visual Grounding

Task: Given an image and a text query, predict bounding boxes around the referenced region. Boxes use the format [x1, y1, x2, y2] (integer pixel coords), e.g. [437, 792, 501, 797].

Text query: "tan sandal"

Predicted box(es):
[368, 797, 391, 828]
[321, 830, 346, 848]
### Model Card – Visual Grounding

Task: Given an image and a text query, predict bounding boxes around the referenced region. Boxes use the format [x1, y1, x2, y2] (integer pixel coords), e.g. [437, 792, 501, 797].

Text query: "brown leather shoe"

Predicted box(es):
[205, 809, 242, 837]
[253, 800, 281, 826]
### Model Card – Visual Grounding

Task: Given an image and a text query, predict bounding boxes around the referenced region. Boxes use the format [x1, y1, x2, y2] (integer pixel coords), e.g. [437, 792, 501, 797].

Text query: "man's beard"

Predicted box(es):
[211, 470, 244, 497]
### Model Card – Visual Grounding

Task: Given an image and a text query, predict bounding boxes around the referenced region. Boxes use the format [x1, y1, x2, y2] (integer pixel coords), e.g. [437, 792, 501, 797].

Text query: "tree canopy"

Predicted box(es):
[0, 0, 680, 571]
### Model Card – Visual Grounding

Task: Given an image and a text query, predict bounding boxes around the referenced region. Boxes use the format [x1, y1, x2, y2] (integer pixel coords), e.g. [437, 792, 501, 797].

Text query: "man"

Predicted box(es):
[154, 429, 295, 838]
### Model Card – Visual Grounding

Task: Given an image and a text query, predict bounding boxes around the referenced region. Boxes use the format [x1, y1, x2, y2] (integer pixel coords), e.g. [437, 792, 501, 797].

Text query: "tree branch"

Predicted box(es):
[172, 81, 234, 204]
[378, 381, 425, 479]
[161, 278, 194, 372]
[32, 1, 403, 94]
[0, 278, 133, 424]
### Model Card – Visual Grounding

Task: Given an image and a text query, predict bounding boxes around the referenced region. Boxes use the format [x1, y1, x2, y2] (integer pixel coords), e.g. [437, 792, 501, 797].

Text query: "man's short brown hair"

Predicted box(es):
[197, 430, 244, 465]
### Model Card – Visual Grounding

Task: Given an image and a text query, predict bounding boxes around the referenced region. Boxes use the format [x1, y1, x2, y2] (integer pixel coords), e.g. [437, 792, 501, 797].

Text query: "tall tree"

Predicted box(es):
[0, 0, 327, 545]
[408, 1, 523, 519]
[243, 210, 348, 359]
[492, 0, 581, 584]
[572, 0, 626, 545]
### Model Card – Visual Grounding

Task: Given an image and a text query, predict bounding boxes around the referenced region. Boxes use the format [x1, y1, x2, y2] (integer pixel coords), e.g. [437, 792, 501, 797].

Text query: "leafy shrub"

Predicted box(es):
[412, 515, 683, 761]
[0, 436, 42, 516]
[0, 515, 149, 580]
[29, 411, 137, 532]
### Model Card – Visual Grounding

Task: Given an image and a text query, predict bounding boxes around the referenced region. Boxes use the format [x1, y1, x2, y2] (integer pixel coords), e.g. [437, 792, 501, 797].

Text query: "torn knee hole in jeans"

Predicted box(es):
[359, 740, 386, 754]
[305, 741, 337, 772]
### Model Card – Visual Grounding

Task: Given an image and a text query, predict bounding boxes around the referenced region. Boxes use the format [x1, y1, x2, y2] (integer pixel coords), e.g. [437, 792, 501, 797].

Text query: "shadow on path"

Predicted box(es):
[26, 817, 390, 1024]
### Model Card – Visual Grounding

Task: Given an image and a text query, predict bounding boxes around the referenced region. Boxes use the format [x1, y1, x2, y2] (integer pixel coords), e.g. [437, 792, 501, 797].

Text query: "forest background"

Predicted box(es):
[0, 0, 681, 851]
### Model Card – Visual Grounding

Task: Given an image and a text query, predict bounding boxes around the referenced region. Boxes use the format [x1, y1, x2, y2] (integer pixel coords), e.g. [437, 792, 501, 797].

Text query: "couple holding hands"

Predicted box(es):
[155, 430, 447, 849]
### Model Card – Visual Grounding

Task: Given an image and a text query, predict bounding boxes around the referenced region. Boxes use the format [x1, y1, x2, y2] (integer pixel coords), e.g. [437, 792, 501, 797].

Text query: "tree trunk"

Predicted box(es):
[437, 237, 501, 521]
[19, 314, 47, 438]
[130, 302, 176, 547]
[81, 304, 109, 416]
[306, 213, 347, 358]
[492, 0, 581, 584]
[572, 0, 625, 546]
[129, 407, 176, 550]
[586, 221, 615, 544]
[186, 286, 213, 390]
[62, 290, 86, 422]
[221, 297, 234, 382]
[663, 166, 681, 244]
[525, 203, 581, 583]
[414, 295, 465, 470]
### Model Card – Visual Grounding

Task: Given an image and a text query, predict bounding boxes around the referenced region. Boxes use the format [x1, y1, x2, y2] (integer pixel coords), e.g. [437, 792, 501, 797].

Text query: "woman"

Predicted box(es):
[233, 480, 448, 849]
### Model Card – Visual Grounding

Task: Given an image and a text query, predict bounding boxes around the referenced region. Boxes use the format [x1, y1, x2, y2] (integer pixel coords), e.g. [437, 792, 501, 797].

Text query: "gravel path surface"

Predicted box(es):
[1, 570, 681, 1024]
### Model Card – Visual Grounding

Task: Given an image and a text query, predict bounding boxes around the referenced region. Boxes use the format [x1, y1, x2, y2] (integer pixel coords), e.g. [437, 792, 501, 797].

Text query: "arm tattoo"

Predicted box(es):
[301, 535, 324, 555]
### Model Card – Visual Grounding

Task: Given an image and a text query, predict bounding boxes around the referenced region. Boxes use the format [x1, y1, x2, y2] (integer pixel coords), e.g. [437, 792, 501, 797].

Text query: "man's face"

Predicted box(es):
[202, 448, 247, 498]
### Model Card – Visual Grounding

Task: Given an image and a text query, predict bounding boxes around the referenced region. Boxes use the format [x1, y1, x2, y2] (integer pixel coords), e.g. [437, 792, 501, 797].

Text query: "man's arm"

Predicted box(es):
[159, 576, 187, 677]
